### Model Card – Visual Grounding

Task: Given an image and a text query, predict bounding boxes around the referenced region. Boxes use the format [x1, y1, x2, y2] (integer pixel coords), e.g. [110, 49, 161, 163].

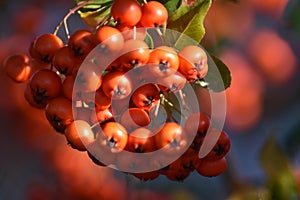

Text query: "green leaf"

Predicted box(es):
[260, 136, 291, 178]
[259, 136, 298, 200]
[268, 172, 298, 200]
[78, 6, 111, 28]
[167, 0, 212, 46]
[197, 54, 231, 92]
[157, 0, 183, 16]
[228, 188, 270, 200]
[144, 31, 154, 49]
[163, 28, 198, 50]
[136, 0, 182, 16]
[75, 0, 113, 27]
[283, 0, 300, 34]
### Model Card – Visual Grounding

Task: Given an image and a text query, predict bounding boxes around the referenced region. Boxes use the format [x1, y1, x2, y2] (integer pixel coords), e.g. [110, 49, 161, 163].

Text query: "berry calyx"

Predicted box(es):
[32, 33, 64, 63]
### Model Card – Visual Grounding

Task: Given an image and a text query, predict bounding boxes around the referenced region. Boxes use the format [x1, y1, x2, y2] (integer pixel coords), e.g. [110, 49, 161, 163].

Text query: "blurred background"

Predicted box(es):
[0, 0, 300, 199]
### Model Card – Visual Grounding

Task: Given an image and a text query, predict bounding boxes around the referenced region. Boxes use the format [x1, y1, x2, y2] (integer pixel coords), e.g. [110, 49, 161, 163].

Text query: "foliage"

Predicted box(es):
[74, 0, 231, 92]
[260, 136, 299, 200]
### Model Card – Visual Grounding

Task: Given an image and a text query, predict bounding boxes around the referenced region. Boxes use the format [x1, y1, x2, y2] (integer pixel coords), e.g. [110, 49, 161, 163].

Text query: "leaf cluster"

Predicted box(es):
[75, 0, 231, 92]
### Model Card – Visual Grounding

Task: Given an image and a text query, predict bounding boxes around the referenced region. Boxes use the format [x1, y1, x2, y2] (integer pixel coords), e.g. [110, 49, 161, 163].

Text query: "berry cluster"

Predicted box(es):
[3, 0, 230, 181]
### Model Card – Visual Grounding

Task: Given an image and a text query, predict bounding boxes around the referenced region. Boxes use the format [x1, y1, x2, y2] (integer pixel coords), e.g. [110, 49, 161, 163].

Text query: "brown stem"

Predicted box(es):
[178, 89, 191, 113]
[162, 21, 167, 35]
[53, 0, 93, 38]
[95, 14, 112, 30]
[154, 99, 161, 117]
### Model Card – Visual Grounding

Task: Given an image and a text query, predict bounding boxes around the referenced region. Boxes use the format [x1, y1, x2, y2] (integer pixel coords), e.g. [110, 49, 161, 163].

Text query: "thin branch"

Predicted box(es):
[53, 0, 93, 37]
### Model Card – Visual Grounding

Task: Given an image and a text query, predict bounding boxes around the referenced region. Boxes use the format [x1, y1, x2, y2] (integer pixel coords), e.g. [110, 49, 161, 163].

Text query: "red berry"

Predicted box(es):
[29, 69, 62, 104]
[101, 71, 132, 100]
[45, 97, 74, 133]
[65, 120, 95, 151]
[32, 33, 64, 63]
[4, 54, 32, 83]
[95, 25, 124, 53]
[111, 0, 142, 26]
[195, 157, 227, 177]
[68, 30, 97, 58]
[140, 1, 168, 27]
[178, 45, 208, 82]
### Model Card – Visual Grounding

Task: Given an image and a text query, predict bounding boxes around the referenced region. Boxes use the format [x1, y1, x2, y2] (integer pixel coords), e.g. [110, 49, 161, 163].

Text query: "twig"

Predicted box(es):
[53, 0, 93, 38]
[178, 89, 191, 113]
[154, 99, 161, 117]
[95, 14, 112, 30]
[162, 21, 167, 35]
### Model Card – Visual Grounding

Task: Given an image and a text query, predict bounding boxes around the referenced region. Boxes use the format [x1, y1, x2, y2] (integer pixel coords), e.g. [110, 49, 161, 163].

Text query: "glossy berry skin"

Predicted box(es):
[29, 40, 40, 60]
[24, 83, 47, 109]
[94, 88, 112, 111]
[95, 26, 124, 53]
[195, 157, 227, 177]
[95, 108, 113, 123]
[155, 122, 187, 155]
[111, 0, 142, 26]
[82, 88, 111, 111]
[178, 45, 208, 82]
[52, 46, 81, 75]
[30, 56, 51, 72]
[157, 71, 187, 93]
[203, 130, 231, 161]
[29, 69, 62, 104]
[62, 75, 76, 101]
[126, 127, 156, 153]
[101, 71, 132, 100]
[184, 112, 210, 150]
[160, 148, 197, 181]
[148, 46, 179, 77]
[118, 39, 150, 69]
[131, 170, 160, 181]
[98, 122, 128, 153]
[179, 148, 199, 172]
[140, 1, 168, 27]
[68, 30, 97, 58]
[65, 120, 95, 151]
[32, 33, 64, 63]
[4, 54, 32, 83]
[75, 64, 102, 92]
[45, 97, 74, 133]
[161, 157, 191, 182]
[131, 83, 160, 111]
[185, 112, 211, 135]
[120, 107, 151, 132]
